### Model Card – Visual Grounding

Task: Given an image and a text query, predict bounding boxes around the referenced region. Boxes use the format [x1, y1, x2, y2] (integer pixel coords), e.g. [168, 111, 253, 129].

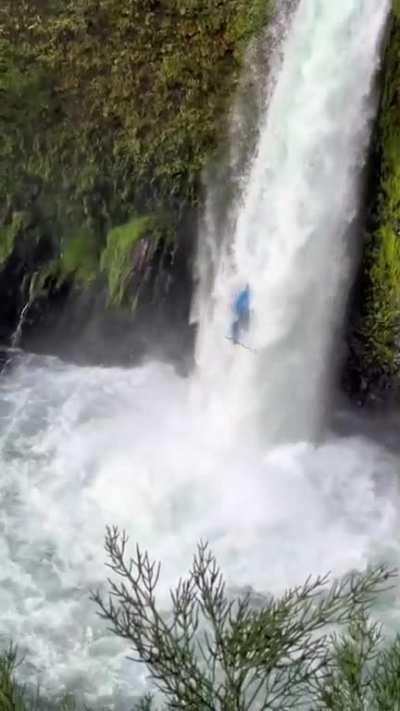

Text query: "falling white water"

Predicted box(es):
[195, 0, 390, 444]
[0, 1, 397, 708]
[11, 299, 33, 348]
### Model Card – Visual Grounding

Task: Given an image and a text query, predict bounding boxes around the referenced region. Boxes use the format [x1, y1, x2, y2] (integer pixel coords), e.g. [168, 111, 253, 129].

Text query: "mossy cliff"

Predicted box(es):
[0, 0, 270, 361]
[345, 2, 400, 404]
[3, 1, 398, 385]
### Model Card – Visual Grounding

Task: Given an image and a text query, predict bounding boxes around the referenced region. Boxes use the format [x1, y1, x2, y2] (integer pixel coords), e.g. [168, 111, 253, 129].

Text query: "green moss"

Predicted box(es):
[59, 227, 98, 287]
[230, 0, 272, 46]
[100, 216, 157, 307]
[0, 212, 25, 266]
[0, 0, 271, 235]
[359, 5, 400, 373]
[364, 226, 400, 367]
[0, 37, 52, 198]
[0, 226, 17, 267]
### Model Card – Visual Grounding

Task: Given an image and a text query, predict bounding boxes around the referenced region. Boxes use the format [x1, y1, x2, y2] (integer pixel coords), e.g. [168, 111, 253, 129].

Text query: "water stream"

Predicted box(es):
[194, 0, 391, 444]
[0, 0, 396, 706]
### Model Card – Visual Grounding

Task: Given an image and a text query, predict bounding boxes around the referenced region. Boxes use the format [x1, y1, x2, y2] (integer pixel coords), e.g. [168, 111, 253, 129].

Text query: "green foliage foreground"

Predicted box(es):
[4, 528, 400, 710]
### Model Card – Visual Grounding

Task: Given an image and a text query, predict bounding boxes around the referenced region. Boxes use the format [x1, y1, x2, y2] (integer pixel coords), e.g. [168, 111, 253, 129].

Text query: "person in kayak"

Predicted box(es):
[231, 284, 250, 345]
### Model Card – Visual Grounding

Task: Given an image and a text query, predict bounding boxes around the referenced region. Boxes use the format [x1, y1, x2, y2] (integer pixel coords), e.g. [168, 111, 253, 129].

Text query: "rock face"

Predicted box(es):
[2, 1, 400, 394]
[344, 5, 400, 407]
[0, 0, 271, 366]
[19, 218, 196, 370]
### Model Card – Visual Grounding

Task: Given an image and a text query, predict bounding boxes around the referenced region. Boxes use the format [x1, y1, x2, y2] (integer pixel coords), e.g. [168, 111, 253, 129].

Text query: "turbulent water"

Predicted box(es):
[0, 0, 396, 707]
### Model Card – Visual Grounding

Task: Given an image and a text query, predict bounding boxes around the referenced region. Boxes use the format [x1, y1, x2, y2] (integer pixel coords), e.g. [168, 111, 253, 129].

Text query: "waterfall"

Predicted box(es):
[194, 0, 390, 444]
[11, 299, 33, 348]
[11, 272, 41, 348]
[0, 1, 397, 704]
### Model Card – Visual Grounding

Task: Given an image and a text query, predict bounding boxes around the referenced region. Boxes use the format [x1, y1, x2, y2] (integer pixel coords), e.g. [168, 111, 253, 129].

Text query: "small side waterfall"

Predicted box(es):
[11, 298, 33, 348]
[11, 273, 40, 348]
[194, 0, 390, 445]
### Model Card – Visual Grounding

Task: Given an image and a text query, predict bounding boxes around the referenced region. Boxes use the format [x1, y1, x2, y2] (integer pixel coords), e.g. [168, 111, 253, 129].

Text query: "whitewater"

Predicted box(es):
[0, 0, 396, 706]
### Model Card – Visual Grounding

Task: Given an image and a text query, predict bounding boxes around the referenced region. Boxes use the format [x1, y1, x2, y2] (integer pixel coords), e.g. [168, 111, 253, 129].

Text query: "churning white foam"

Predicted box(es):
[0, 354, 399, 704]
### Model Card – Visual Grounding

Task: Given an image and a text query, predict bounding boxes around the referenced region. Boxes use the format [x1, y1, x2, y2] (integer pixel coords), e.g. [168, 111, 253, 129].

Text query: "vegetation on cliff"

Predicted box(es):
[2, 0, 399, 388]
[100, 215, 160, 307]
[350, 3, 400, 398]
[0, 0, 270, 315]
